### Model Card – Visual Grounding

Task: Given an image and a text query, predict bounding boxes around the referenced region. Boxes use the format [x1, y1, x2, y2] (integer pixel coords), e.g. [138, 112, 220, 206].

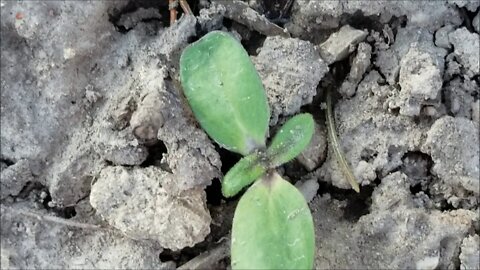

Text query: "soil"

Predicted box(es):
[1, 0, 479, 269]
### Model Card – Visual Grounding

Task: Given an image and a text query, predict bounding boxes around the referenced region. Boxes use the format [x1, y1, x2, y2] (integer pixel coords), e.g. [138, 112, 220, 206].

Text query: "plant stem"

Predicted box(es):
[325, 88, 360, 193]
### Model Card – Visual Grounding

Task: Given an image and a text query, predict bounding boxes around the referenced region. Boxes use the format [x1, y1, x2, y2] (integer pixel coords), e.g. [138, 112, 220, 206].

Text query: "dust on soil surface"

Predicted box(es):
[1, 0, 479, 269]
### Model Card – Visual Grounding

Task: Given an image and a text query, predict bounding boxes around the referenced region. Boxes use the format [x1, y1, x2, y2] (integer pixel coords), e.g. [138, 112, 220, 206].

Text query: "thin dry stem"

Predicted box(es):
[179, 0, 192, 15]
[169, 0, 178, 25]
[1, 205, 105, 230]
[326, 88, 360, 193]
[169, 0, 192, 25]
[177, 238, 229, 270]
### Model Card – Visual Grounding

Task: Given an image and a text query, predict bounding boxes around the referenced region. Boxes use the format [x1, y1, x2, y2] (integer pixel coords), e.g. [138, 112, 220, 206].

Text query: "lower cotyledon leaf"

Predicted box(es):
[221, 151, 267, 197]
[267, 113, 315, 167]
[180, 31, 270, 156]
[231, 172, 315, 270]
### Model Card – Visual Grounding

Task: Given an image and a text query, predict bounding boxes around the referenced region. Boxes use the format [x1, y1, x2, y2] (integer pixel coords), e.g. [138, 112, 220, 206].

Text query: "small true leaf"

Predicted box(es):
[222, 152, 267, 198]
[266, 113, 314, 167]
[180, 31, 270, 155]
[231, 173, 315, 270]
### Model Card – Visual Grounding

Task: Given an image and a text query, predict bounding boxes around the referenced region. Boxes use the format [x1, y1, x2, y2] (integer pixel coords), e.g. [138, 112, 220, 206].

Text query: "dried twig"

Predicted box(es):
[169, 0, 193, 25]
[179, 0, 192, 15]
[177, 238, 229, 270]
[168, 0, 178, 25]
[1, 205, 105, 230]
[325, 88, 360, 193]
[216, 0, 290, 37]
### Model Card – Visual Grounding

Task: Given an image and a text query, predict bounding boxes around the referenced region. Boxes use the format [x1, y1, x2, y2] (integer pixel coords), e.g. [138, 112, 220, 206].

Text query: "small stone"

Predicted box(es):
[63, 47, 76, 60]
[112, 97, 136, 130]
[354, 160, 377, 184]
[472, 100, 479, 124]
[473, 11, 480, 33]
[130, 90, 164, 143]
[444, 54, 462, 81]
[450, 0, 480, 12]
[460, 235, 480, 270]
[339, 42, 372, 97]
[397, 46, 442, 116]
[297, 122, 327, 171]
[101, 143, 148, 166]
[416, 256, 439, 270]
[295, 179, 319, 203]
[423, 106, 438, 117]
[376, 26, 447, 86]
[444, 77, 477, 118]
[197, 2, 226, 31]
[449, 27, 480, 78]
[434, 24, 455, 49]
[85, 88, 102, 103]
[318, 25, 368, 65]
[39, 191, 48, 199]
[37, 49, 47, 59]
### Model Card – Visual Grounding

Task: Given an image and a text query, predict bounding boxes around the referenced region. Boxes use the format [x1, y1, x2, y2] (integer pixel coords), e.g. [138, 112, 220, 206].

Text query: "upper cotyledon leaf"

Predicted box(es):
[231, 172, 315, 270]
[180, 31, 270, 156]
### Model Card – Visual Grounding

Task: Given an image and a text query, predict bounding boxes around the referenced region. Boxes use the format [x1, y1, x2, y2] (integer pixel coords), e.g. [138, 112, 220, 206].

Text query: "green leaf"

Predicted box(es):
[231, 173, 315, 270]
[180, 31, 270, 155]
[266, 113, 314, 167]
[222, 152, 267, 198]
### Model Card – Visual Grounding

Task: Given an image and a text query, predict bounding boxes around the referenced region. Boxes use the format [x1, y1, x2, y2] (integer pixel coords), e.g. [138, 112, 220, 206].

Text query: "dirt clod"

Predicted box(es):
[253, 36, 329, 125]
[318, 25, 368, 65]
[90, 166, 211, 250]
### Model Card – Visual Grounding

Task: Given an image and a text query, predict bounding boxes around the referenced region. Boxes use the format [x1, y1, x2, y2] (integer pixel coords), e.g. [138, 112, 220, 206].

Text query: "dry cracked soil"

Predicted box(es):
[1, 0, 479, 269]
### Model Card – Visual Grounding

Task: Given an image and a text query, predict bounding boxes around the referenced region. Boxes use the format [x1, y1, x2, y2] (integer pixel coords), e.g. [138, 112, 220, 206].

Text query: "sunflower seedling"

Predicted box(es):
[180, 31, 315, 269]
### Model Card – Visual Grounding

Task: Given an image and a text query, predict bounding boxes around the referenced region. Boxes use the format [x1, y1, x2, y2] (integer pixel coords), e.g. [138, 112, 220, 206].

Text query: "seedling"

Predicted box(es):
[180, 31, 315, 269]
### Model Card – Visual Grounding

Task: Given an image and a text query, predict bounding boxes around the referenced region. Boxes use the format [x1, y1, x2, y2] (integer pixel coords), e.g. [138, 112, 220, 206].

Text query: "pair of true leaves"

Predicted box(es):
[180, 31, 315, 270]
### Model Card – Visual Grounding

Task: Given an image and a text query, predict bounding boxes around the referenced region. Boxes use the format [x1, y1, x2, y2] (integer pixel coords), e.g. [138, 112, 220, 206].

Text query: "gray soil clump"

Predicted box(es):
[0, 159, 34, 199]
[460, 234, 480, 270]
[422, 116, 479, 208]
[312, 172, 476, 269]
[396, 46, 443, 116]
[90, 166, 211, 250]
[1, 0, 479, 269]
[449, 27, 480, 79]
[338, 42, 372, 97]
[1, 204, 173, 269]
[253, 36, 328, 125]
[317, 70, 428, 189]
